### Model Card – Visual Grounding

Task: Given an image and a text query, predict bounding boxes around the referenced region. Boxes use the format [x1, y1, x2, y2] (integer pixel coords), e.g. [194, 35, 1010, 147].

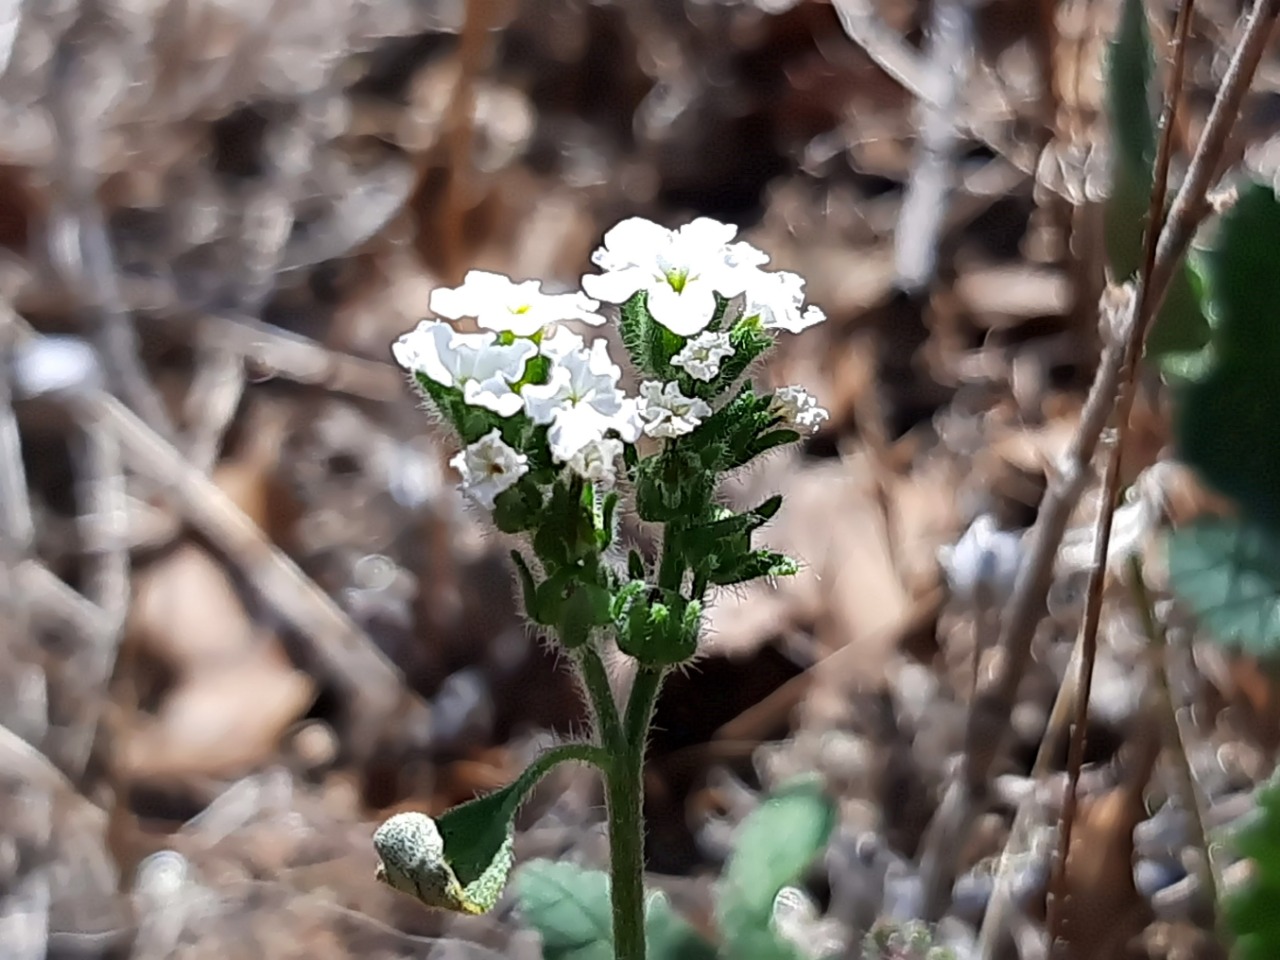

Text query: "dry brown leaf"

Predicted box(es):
[1049, 784, 1153, 960]
[708, 447, 957, 690]
[128, 542, 259, 674]
[955, 262, 1072, 327]
[121, 655, 316, 781]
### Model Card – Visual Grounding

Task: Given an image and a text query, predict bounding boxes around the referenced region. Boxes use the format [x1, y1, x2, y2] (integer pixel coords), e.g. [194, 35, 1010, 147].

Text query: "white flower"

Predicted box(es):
[772, 385, 829, 433]
[537, 325, 586, 362]
[744, 270, 826, 333]
[449, 429, 529, 509]
[671, 330, 735, 381]
[430, 270, 605, 337]
[581, 217, 768, 337]
[523, 338, 637, 461]
[393, 320, 537, 417]
[637, 381, 712, 439]
[568, 437, 623, 486]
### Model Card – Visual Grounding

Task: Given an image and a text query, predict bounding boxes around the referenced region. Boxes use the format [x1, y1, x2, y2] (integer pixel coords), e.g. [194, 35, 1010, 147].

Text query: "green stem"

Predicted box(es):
[577, 645, 623, 752]
[606, 665, 667, 960]
[624, 665, 666, 753]
[523, 741, 612, 780]
[657, 528, 685, 593]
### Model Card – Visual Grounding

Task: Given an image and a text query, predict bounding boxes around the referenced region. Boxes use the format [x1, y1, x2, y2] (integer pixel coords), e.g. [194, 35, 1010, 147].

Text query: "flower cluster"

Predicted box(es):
[393, 217, 827, 511]
[393, 215, 829, 666]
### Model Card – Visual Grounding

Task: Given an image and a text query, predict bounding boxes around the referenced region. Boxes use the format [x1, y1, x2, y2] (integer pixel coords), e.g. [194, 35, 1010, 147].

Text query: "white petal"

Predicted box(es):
[648, 282, 716, 337]
[596, 218, 670, 267]
[678, 217, 738, 250]
[521, 367, 572, 424]
[548, 404, 612, 462]
[582, 266, 650, 304]
[464, 378, 526, 417]
[539, 327, 586, 362]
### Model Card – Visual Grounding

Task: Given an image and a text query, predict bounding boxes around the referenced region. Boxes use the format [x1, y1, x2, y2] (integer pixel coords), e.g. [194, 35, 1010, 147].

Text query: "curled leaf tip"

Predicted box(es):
[372, 810, 513, 915]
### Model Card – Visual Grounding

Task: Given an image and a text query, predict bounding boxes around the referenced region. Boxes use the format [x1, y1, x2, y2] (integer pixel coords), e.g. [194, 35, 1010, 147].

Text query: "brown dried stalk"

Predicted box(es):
[918, 0, 1280, 922]
[1044, 0, 1197, 950]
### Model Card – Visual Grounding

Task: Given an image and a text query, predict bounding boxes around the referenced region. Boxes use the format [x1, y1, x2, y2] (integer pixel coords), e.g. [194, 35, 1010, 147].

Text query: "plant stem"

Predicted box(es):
[578, 645, 624, 752]
[604, 665, 667, 960]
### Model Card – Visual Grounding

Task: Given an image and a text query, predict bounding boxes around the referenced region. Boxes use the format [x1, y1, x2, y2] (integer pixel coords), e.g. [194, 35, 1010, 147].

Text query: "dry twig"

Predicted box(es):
[0, 302, 34, 621]
[1044, 1, 1198, 949]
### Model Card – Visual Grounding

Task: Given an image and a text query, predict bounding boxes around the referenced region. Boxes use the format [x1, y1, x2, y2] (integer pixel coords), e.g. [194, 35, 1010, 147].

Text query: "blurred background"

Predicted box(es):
[1, 1, 1278, 958]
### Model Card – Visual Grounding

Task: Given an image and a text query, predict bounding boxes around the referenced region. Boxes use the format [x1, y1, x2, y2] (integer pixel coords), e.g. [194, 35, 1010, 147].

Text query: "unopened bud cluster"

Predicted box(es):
[393, 217, 829, 666]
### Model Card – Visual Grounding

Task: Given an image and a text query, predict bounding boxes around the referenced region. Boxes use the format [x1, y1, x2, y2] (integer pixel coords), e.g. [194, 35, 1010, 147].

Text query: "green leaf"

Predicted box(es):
[516, 862, 614, 960]
[1103, 0, 1210, 360]
[1107, 0, 1156, 196]
[1167, 518, 1280, 656]
[515, 863, 717, 960]
[1226, 777, 1280, 960]
[374, 744, 602, 914]
[715, 777, 836, 960]
[645, 890, 719, 960]
[707, 549, 800, 588]
[1175, 182, 1280, 531]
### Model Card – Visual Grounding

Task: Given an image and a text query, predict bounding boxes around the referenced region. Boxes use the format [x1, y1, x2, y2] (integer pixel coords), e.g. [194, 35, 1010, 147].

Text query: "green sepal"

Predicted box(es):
[511, 550, 545, 624]
[695, 386, 791, 474]
[671, 497, 782, 590]
[559, 581, 615, 650]
[635, 446, 716, 523]
[616, 586, 701, 666]
[618, 291, 679, 380]
[534, 567, 578, 630]
[373, 743, 605, 915]
[492, 478, 545, 534]
[741, 429, 802, 466]
[627, 550, 647, 582]
[412, 372, 502, 444]
[598, 491, 620, 550]
[534, 478, 598, 567]
[708, 550, 799, 588]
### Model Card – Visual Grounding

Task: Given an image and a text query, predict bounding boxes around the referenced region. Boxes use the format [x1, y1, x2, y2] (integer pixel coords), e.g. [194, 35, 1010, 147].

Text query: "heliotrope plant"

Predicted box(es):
[373, 216, 829, 960]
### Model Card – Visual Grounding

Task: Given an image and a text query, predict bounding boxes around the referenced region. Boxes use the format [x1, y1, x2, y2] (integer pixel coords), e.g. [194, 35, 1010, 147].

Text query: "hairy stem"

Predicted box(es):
[603, 665, 666, 960]
[578, 645, 624, 752]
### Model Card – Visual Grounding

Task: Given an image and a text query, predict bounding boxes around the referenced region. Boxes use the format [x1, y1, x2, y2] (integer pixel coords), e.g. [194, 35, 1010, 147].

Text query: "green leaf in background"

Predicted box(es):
[1104, 0, 1211, 360]
[1175, 182, 1280, 532]
[1168, 518, 1280, 655]
[514, 862, 717, 960]
[715, 776, 837, 960]
[515, 862, 614, 960]
[1226, 778, 1280, 960]
[645, 891, 719, 960]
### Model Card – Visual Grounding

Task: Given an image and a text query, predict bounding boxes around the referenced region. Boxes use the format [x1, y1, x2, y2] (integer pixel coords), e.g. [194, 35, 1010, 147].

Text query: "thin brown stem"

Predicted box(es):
[1044, 4, 1196, 951]
[442, 0, 497, 283]
[1147, 0, 1280, 316]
